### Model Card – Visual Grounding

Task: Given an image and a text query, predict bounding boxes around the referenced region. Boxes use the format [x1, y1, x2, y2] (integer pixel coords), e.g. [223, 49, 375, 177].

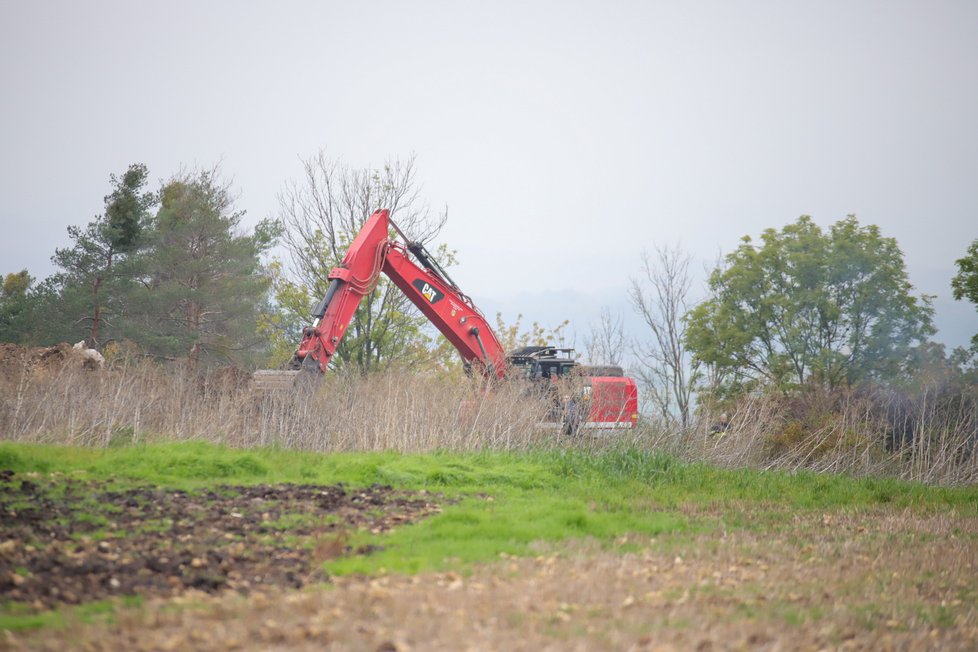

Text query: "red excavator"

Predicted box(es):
[263, 209, 638, 430]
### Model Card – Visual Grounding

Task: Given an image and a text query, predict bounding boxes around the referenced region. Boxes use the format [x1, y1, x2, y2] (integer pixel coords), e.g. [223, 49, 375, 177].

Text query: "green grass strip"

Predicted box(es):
[1, 441, 975, 579]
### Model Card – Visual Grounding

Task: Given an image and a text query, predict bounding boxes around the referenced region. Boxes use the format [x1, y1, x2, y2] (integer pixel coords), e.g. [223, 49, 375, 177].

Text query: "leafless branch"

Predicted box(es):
[629, 244, 701, 429]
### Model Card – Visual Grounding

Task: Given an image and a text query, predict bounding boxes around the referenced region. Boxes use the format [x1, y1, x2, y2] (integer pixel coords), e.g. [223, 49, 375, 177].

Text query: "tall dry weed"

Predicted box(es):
[0, 357, 557, 453]
[2, 354, 975, 485]
[674, 386, 978, 486]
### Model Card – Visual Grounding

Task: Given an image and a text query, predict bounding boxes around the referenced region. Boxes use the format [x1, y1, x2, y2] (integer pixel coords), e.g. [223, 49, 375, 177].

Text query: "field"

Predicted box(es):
[1, 442, 977, 651]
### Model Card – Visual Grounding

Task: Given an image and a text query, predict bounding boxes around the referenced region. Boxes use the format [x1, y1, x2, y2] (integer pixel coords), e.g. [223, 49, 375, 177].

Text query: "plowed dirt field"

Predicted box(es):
[2, 472, 977, 651]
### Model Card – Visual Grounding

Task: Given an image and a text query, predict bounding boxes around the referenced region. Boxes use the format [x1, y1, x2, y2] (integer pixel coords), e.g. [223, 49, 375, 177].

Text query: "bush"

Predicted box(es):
[685, 384, 977, 486]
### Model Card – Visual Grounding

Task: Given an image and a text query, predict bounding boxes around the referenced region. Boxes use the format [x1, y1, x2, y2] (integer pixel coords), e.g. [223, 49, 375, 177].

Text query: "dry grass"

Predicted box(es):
[674, 387, 978, 487]
[2, 352, 976, 485]
[0, 357, 554, 453]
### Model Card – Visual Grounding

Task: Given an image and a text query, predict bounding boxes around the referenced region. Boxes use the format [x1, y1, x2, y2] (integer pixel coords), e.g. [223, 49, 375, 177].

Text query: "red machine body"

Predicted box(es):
[505, 347, 639, 429]
[586, 377, 640, 430]
[291, 209, 638, 429]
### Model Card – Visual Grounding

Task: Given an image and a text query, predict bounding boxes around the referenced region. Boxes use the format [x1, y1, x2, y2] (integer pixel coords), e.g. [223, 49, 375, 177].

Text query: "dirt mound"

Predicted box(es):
[0, 343, 74, 381]
[0, 472, 442, 610]
[0, 342, 97, 384]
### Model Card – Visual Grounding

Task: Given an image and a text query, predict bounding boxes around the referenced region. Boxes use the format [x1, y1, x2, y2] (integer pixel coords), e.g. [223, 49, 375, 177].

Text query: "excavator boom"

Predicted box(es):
[291, 209, 506, 377]
[384, 244, 506, 377]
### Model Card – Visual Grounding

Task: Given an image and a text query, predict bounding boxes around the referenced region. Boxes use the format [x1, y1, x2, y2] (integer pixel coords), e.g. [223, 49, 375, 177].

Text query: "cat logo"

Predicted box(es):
[412, 279, 444, 304]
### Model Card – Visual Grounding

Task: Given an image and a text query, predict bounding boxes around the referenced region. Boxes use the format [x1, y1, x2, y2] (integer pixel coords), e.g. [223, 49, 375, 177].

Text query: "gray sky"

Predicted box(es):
[2, 1, 976, 352]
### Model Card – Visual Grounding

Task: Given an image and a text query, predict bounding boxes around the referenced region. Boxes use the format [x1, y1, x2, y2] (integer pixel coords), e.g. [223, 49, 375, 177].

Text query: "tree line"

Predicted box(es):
[619, 215, 978, 430]
[2, 155, 977, 416]
[1, 165, 278, 365]
[0, 155, 512, 371]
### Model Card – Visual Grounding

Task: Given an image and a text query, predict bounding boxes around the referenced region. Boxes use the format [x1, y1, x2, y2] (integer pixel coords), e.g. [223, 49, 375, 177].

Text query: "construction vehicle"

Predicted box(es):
[259, 208, 638, 430]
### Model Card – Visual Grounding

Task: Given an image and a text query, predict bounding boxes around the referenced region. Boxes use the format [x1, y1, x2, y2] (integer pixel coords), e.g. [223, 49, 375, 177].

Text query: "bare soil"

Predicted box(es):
[0, 343, 74, 385]
[0, 471, 441, 610]
[3, 473, 977, 651]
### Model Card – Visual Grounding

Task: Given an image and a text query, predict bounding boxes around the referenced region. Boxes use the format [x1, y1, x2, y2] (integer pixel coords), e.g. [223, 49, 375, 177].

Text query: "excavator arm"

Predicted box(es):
[275, 207, 639, 430]
[291, 209, 506, 378]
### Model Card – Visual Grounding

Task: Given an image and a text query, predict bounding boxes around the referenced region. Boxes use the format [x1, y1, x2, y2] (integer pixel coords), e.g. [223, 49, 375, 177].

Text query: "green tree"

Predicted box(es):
[129, 169, 278, 365]
[273, 151, 451, 373]
[686, 215, 934, 394]
[951, 238, 978, 350]
[0, 270, 35, 342]
[256, 260, 309, 365]
[47, 164, 155, 347]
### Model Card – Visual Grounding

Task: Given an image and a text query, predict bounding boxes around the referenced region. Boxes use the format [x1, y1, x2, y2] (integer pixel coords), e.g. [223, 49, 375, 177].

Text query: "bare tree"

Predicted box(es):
[276, 150, 448, 372]
[583, 307, 626, 367]
[629, 244, 700, 428]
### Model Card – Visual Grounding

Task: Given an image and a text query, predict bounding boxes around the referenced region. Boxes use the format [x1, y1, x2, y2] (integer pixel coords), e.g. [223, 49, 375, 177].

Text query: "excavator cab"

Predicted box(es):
[505, 346, 637, 431]
[505, 346, 578, 380]
[506, 346, 585, 423]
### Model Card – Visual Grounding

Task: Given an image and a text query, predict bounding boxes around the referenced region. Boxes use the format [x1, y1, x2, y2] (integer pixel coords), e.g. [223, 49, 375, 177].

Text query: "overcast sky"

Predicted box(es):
[1, 1, 976, 353]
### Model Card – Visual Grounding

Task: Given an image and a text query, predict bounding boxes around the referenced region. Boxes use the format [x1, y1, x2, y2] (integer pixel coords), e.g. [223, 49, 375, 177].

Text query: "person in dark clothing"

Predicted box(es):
[562, 394, 581, 436]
